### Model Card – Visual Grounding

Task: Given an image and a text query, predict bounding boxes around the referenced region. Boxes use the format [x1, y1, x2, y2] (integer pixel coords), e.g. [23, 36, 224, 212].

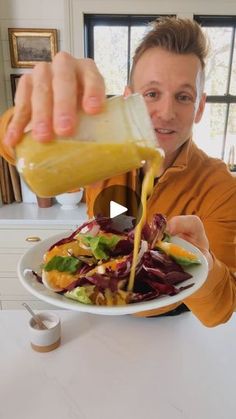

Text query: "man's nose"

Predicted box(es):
[152, 97, 176, 122]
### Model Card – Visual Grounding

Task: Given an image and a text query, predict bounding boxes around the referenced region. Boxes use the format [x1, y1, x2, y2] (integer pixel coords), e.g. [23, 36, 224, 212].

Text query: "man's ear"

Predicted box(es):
[123, 85, 133, 97]
[194, 93, 206, 124]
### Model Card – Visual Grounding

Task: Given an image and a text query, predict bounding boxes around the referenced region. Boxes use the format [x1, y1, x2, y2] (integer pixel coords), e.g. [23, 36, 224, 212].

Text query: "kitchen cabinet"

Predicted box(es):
[0, 202, 87, 309]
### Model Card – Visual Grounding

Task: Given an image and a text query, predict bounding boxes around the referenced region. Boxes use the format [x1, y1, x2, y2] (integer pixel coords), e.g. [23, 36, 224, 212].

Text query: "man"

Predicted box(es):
[0, 17, 235, 326]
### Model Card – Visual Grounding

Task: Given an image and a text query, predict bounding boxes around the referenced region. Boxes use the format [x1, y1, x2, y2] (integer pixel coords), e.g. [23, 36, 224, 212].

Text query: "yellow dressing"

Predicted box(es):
[128, 152, 163, 291]
[16, 134, 160, 197]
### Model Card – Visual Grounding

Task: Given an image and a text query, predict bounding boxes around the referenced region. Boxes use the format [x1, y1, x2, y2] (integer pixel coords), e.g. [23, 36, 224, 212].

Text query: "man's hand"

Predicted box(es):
[167, 215, 213, 270]
[4, 52, 106, 146]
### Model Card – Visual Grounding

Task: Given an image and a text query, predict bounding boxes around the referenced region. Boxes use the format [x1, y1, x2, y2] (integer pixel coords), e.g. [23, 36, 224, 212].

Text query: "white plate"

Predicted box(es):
[17, 232, 208, 315]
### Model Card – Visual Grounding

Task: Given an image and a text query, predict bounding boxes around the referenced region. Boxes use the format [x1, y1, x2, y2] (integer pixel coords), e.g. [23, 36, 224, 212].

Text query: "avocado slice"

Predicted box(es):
[156, 241, 201, 266]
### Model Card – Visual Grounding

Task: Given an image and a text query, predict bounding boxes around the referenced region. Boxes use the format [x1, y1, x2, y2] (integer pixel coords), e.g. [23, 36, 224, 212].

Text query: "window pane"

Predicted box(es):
[94, 26, 128, 95]
[193, 103, 227, 159]
[130, 25, 149, 63]
[229, 35, 236, 94]
[204, 27, 233, 95]
[225, 104, 236, 163]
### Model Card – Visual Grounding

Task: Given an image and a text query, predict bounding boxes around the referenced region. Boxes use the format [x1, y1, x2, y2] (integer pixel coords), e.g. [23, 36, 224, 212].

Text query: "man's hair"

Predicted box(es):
[129, 17, 209, 84]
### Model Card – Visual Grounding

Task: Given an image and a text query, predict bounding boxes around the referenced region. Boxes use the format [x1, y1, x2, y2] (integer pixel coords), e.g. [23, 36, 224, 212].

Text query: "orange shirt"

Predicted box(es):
[0, 108, 15, 164]
[1, 108, 236, 326]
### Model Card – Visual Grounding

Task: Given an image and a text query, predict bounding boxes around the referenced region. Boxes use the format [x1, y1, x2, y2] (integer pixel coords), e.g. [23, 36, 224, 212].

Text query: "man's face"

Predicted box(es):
[127, 47, 206, 160]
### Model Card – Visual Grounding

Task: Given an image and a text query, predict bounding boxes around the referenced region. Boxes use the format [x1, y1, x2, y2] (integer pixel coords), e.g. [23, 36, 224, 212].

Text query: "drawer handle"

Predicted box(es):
[26, 236, 41, 242]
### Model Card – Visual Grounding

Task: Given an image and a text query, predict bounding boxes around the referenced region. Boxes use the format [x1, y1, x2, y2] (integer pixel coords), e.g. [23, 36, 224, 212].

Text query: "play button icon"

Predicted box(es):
[93, 185, 142, 225]
[110, 201, 128, 218]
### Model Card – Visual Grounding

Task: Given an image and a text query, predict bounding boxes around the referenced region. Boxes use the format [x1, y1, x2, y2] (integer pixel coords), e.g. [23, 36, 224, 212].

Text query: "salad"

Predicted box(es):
[33, 214, 201, 306]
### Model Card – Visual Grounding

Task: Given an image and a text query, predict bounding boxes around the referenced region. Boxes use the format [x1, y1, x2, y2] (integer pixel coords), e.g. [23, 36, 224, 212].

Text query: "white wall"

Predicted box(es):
[0, 0, 69, 110]
[0, 0, 235, 112]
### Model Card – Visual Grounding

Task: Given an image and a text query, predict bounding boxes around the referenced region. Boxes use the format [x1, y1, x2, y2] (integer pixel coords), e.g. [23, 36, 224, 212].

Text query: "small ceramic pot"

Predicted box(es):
[36, 196, 53, 208]
[56, 189, 83, 210]
[29, 312, 61, 352]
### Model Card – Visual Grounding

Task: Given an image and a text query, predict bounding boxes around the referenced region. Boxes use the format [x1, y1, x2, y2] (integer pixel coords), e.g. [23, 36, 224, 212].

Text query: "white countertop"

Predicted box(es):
[0, 202, 87, 225]
[0, 310, 235, 419]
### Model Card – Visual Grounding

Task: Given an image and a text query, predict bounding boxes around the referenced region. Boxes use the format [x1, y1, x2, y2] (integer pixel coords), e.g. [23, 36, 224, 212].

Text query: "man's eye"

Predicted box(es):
[143, 91, 159, 101]
[177, 94, 193, 103]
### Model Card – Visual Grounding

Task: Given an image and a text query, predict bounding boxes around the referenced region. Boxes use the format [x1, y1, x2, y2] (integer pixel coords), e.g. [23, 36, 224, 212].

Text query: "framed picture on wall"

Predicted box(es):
[10, 74, 23, 104]
[8, 28, 58, 68]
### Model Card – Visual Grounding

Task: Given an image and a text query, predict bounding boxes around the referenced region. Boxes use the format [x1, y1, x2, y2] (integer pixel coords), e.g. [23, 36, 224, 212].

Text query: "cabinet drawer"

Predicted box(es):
[0, 218, 84, 309]
[0, 227, 75, 249]
[0, 297, 56, 310]
[0, 275, 29, 296]
[0, 250, 22, 274]
[0, 275, 56, 309]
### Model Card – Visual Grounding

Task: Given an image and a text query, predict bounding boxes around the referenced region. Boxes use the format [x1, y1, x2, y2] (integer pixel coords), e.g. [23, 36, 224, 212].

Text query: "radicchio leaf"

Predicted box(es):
[142, 213, 167, 248]
[96, 215, 135, 234]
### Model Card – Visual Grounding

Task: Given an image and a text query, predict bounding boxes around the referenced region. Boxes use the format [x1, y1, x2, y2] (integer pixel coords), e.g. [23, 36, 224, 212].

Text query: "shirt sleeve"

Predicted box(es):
[184, 255, 236, 327]
[0, 108, 15, 165]
[184, 180, 236, 327]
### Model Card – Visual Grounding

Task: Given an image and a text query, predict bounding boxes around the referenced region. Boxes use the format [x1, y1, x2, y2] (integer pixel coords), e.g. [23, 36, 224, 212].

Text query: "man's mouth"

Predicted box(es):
[155, 128, 175, 135]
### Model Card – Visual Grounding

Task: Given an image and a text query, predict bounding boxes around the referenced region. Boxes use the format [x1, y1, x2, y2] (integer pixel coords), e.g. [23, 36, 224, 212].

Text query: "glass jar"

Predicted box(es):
[16, 94, 163, 197]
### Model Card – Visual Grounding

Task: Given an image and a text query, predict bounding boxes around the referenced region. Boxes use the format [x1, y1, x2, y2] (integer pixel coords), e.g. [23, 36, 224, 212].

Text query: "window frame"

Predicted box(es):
[84, 14, 174, 84]
[84, 14, 236, 161]
[194, 15, 236, 159]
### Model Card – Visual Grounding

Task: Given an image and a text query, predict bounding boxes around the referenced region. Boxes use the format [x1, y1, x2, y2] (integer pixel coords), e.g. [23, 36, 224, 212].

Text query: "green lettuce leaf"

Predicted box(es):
[64, 286, 95, 304]
[80, 234, 121, 260]
[44, 255, 82, 273]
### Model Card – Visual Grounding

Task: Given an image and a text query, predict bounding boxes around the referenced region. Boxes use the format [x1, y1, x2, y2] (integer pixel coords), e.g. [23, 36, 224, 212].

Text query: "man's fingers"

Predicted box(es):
[167, 215, 209, 250]
[4, 74, 32, 146]
[31, 62, 53, 141]
[78, 58, 106, 114]
[52, 52, 78, 136]
[167, 215, 201, 235]
[3, 53, 106, 146]
[167, 215, 213, 270]
[52, 55, 105, 134]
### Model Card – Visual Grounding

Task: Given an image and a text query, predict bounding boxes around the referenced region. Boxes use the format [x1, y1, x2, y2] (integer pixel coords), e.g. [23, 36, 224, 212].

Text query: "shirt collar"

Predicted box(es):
[158, 138, 195, 183]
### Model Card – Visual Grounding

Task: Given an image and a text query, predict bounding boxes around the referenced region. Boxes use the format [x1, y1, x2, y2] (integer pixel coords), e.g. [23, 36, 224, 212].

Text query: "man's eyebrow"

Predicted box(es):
[139, 81, 161, 89]
[179, 83, 196, 93]
[138, 81, 196, 93]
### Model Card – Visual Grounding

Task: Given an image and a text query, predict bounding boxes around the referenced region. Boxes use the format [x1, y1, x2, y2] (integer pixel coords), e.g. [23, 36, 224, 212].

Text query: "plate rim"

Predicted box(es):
[17, 232, 208, 315]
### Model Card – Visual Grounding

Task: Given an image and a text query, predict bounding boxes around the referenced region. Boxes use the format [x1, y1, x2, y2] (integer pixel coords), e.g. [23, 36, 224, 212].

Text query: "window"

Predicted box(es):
[194, 16, 236, 161]
[84, 14, 173, 95]
[84, 14, 236, 163]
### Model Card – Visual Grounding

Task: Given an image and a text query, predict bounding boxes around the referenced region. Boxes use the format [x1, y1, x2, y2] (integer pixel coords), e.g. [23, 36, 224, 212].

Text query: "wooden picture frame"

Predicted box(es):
[10, 74, 23, 103]
[8, 28, 58, 68]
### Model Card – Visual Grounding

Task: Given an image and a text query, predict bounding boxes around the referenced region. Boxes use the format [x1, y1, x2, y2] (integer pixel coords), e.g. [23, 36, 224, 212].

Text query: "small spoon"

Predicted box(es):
[22, 302, 48, 330]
